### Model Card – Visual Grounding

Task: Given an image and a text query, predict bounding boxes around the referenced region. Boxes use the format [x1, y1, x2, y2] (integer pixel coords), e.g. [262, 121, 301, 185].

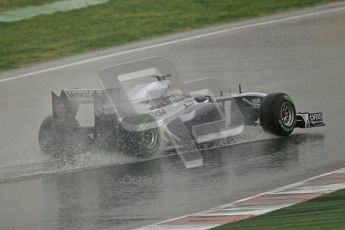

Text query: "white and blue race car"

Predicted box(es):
[39, 57, 324, 158]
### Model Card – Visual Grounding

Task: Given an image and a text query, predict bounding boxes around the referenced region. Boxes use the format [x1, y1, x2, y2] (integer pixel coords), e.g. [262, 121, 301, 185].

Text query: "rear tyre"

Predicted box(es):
[95, 115, 119, 150]
[117, 114, 161, 158]
[38, 115, 80, 157]
[259, 93, 296, 136]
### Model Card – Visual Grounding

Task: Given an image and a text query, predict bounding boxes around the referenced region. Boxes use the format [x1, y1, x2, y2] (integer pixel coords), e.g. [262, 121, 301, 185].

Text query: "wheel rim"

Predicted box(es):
[280, 102, 294, 126]
[142, 129, 159, 150]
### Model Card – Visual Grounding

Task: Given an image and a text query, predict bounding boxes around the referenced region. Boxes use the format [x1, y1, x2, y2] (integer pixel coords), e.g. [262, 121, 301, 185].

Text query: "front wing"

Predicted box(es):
[296, 112, 325, 128]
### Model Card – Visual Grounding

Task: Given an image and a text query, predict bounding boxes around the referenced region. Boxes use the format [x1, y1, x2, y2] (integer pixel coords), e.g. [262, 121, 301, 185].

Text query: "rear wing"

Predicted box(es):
[52, 89, 106, 121]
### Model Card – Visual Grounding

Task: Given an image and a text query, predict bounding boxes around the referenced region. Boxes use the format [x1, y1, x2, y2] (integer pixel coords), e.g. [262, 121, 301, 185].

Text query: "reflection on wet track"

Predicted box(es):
[0, 134, 326, 230]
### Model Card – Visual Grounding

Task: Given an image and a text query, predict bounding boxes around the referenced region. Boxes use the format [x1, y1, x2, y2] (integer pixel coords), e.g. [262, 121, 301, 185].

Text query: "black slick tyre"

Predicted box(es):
[38, 115, 79, 157]
[117, 114, 161, 158]
[259, 93, 296, 136]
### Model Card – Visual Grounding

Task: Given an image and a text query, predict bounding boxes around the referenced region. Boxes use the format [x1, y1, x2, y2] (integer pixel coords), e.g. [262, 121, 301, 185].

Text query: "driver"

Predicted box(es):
[166, 88, 185, 102]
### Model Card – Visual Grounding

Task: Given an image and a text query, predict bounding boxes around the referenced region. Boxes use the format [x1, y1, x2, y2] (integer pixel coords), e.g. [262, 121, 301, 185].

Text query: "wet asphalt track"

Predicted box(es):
[1, 2, 345, 230]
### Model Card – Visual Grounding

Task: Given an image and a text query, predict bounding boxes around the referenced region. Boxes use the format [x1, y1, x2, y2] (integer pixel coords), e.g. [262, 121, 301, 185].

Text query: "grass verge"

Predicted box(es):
[213, 189, 345, 230]
[0, 0, 339, 72]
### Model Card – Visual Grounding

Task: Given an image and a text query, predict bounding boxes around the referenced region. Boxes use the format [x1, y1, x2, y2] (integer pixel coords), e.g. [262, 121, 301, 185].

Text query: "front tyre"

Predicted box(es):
[117, 114, 161, 158]
[259, 93, 296, 136]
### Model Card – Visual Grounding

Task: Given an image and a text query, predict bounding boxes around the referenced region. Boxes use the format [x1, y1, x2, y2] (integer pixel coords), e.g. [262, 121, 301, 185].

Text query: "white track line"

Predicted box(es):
[1, 5, 345, 84]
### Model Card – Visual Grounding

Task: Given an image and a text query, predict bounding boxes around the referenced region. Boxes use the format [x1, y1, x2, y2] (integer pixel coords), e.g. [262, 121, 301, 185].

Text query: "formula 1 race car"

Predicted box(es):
[39, 57, 325, 158]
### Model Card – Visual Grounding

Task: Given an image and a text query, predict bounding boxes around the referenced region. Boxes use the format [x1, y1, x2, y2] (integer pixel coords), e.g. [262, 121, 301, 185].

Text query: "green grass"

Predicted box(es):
[0, 0, 338, 72]
[213, 189, 345, 230]
[0, 0, 57, 13]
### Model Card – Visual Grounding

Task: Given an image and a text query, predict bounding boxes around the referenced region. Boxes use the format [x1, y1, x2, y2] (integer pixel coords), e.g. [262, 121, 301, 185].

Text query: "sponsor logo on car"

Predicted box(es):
[309, 112, 323, 122]
[155, 108, 167, 117]
[65, 90, 104, 98]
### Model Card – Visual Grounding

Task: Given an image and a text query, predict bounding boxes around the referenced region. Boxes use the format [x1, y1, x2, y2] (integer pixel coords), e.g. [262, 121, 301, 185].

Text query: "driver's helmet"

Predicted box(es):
[167, 88, 185, 102]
